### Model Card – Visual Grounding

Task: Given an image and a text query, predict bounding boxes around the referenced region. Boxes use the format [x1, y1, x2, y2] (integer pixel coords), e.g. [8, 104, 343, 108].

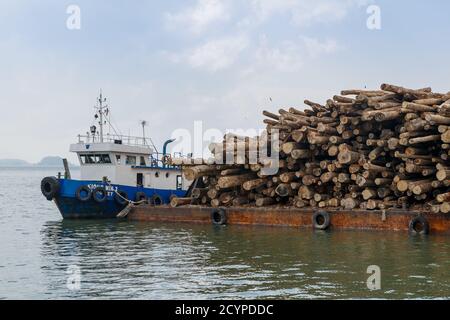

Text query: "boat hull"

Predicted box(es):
[51, 179, 186, 219]
[129, 205, 450, 234]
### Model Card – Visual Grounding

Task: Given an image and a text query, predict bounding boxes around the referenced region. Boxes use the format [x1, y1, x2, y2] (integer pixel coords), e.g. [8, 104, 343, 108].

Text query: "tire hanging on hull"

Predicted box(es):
[41, 177, 60, 200]
[76, 185, 92, 202]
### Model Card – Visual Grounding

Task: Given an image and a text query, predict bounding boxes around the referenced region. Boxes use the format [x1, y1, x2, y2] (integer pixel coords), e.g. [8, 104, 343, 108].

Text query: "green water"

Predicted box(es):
[0, 168, 449, 299]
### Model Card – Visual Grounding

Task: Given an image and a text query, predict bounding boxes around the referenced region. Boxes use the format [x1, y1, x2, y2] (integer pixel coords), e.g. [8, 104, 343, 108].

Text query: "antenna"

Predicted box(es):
[140, 120, 148, 145]
[140, 120, 159, 153]
[95, 89, 108, 143]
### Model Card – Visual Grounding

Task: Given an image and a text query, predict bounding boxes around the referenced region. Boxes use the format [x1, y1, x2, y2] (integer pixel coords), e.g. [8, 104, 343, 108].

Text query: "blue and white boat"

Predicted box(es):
[41, 93, 189, 219]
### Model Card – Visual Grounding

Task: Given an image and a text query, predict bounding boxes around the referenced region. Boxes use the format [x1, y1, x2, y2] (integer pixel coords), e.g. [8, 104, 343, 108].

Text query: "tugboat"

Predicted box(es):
[40, 93, 189, 219]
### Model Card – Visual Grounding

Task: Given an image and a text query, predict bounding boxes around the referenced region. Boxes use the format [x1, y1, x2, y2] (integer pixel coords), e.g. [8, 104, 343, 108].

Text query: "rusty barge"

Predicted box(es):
[126, 205, 450, 235]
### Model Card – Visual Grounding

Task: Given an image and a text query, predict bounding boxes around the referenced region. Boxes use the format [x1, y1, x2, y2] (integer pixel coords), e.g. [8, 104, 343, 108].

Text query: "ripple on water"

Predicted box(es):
[1, 168, 450, 299]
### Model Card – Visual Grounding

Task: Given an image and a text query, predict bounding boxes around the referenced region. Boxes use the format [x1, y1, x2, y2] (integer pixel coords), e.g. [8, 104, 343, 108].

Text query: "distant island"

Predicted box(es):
[0, 156, 78, 167]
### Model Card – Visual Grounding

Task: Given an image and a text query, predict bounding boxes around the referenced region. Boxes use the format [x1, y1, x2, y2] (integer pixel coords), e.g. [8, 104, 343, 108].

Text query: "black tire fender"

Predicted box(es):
[114, 190, 129, 206]
[76, 185, 92, 202]
[409, 216, 430, 235]
[211, 208, 227, 226]
[92, 186, 107, 203]
[41, 176, 60, 200]
[150, 194, 163, 206]
[135, 192, 148, 203]
[312, 211, 331, 230]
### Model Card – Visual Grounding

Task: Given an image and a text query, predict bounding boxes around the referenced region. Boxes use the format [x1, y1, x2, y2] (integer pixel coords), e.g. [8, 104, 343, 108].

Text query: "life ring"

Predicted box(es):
[409, 216, 430, 235]
[41, 176, 60, 200]
[114, 190, 129, 206]
[312, 211, 331, 230]
[211, 208, 227, 225]
[92, 186, 107, 203]
[150, 194, 163, 206]
[76, 185, 92, 202]
[135, 192, 148, 203]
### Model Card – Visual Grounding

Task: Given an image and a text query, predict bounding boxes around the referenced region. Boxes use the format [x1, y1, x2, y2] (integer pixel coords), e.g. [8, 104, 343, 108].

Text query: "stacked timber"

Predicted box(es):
[172, 84, 450, 213]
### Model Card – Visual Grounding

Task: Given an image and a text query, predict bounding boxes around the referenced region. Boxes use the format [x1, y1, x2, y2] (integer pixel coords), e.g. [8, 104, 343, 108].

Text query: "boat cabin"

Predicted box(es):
[70, 135, 186, 191]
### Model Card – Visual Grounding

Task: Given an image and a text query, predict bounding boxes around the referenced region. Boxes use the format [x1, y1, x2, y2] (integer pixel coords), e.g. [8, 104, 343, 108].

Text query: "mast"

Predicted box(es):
[97, 91, 107, 143]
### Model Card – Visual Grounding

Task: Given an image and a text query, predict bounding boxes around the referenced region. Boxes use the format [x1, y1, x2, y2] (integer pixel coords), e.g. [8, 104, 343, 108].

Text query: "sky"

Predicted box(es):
[1, 0, 450, 163]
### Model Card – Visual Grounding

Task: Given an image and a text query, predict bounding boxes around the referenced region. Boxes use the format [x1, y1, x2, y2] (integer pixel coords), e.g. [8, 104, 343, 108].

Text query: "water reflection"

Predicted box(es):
[3, 168, 447, 299]
[40, 221, 450, 299]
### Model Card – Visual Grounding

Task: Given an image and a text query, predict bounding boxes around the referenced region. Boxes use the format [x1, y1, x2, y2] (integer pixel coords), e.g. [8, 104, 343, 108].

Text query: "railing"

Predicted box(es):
[76, 134, 151, 148]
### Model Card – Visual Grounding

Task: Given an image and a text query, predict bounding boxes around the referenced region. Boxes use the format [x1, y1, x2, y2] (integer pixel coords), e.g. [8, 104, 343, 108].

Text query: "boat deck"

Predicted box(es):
[128, 205, 450, 234]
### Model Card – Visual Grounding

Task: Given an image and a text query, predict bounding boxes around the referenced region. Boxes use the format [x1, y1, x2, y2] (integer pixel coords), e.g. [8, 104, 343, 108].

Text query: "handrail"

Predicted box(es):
[76, 133, 151, 147]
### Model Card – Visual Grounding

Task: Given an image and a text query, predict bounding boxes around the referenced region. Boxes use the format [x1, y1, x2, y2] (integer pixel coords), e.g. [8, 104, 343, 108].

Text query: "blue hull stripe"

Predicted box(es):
[55, 179, 186, 219]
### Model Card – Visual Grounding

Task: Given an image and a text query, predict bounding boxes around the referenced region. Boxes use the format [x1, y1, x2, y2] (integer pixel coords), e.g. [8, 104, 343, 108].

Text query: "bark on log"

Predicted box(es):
[170, 197, 192, 207]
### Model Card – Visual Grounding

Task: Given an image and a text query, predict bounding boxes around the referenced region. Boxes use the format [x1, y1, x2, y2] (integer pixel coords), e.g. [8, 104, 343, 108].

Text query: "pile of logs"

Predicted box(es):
[171, 84, 450, 213]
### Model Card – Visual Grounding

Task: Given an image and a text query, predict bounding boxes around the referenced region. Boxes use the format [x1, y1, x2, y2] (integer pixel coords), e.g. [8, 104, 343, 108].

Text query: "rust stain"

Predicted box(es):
[128, 205, 450, 234]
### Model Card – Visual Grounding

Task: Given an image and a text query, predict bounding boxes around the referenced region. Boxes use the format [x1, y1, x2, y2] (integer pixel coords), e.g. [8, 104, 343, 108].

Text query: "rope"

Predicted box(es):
[102, 180, 147, 218]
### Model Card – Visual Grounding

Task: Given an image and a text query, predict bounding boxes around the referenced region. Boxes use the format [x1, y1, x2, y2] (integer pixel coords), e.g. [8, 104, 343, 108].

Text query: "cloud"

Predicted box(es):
[249, 0, 298, 22]
[165, 34, 338, 74]
[240, 35, 338, 75]
[253, 36, 304, 72]
[291, 0, 370, 26]
[169, 35, 249, 72]
[248, 0, 372, 26]
[165, 0, 229, 34]
[301, 36, 339, 57]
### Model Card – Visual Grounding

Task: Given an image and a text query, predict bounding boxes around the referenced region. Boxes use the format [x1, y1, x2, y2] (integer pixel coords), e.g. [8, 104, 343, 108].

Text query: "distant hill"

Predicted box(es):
[36, 156, 67, 167]
[0, 156, 78, 167]
[0, 159, 31, 166]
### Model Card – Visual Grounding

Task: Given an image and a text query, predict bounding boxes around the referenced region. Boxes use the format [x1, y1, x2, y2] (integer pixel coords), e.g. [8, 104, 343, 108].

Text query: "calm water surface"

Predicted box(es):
[0, 168, 449, 299]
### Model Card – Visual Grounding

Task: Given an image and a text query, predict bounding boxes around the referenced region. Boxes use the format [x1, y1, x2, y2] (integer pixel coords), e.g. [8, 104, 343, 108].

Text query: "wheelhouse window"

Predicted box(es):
[80, 154, 112, 165]
[140, 156, 146, 166]
[126, 155, 136, 165]
[98, 154, 111, 164]
[116, 155, 121, 165]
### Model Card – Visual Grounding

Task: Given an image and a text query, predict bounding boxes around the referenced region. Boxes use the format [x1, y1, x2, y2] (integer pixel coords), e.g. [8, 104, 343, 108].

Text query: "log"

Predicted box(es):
[338, 150, 361, 164]
[256, 197, 274, 207]
[242, 178, 267, 191]
[291, 149, 311, 159]
[217, 173, 256, 189]
[436, 170, 450, 181]
[170, 197, 192, 208]
[408, 135, 441, 145]
[192, 188, 208, 199]
[275, 184, 293, 197]
[183, 165, 219, 181]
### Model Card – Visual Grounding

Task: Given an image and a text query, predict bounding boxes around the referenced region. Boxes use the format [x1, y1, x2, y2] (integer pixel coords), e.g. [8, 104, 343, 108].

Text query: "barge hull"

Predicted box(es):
[128, 205, 450, 234]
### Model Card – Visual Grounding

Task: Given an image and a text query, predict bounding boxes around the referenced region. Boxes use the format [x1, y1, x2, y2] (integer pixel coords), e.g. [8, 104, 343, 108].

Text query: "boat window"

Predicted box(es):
[86, 155, 95, 164]
[165, 172, 170, 178]
[126, 155, 136, 165]
[98, 154, 112, 164]
[155, 172, 159, 178]
[176, 175, 182, 190]
[80, 154, 112, 165]
[80, 154, 95, 164]
[92, 155, 100, 163]
[116, 155, 121, 165]
[140, 156, 146, 166]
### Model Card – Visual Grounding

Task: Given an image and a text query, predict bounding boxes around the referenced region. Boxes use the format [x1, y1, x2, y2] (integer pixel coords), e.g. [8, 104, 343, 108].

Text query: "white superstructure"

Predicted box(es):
[69, 92, 187, 191]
